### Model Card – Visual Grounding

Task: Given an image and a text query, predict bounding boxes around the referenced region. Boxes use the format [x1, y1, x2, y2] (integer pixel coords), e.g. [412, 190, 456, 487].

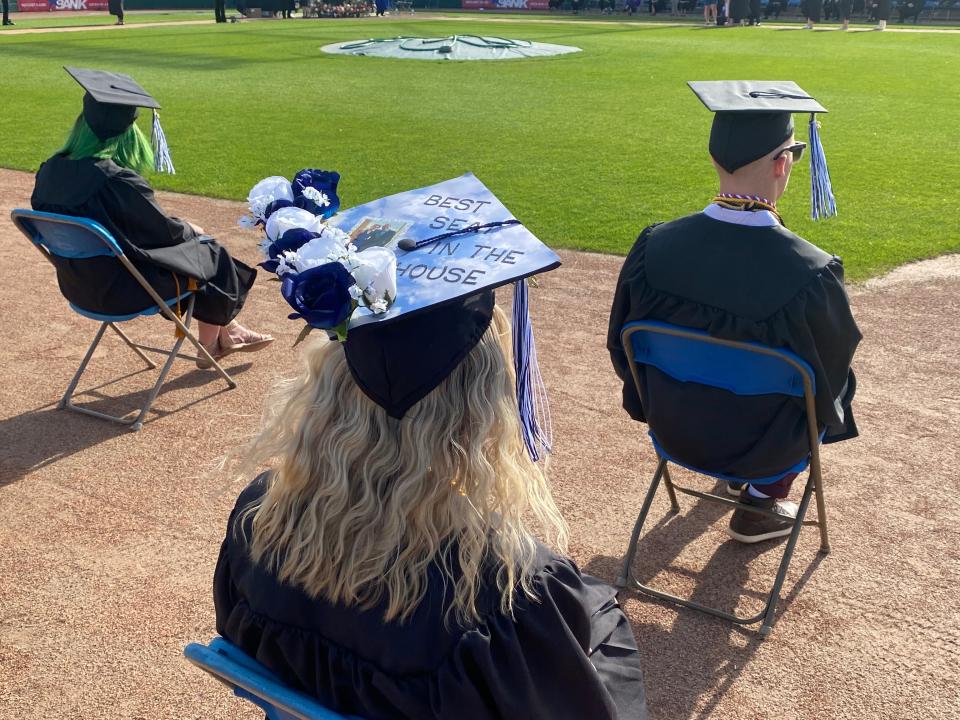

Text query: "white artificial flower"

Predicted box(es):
[302, 186, 331, 208]
[352, 247, 398, 310]
[265, 207, 318, 242]
[247, 176, 293, 207]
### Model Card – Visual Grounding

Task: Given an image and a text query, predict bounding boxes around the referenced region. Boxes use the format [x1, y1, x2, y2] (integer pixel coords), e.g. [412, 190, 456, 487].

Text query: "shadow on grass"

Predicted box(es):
[586, 489, 826, 720]
[0, 361, 250, 487]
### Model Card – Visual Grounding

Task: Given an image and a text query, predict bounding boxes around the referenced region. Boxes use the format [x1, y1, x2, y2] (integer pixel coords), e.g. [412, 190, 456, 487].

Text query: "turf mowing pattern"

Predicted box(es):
[1, 18, 958, 279]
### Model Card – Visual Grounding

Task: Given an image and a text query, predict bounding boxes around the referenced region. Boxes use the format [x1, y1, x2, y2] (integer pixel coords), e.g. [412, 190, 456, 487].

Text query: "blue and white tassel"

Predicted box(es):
[151, 110, 176, 175]
[809, 113, 836, 220]
[512, 278, 553, 462]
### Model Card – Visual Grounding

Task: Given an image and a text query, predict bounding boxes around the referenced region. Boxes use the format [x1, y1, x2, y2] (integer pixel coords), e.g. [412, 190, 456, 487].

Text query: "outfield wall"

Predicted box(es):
[8, 0, 474, 10]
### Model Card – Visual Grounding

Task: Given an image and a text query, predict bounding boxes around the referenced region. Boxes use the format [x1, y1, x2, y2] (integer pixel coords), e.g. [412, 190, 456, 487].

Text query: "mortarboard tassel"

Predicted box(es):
[512, 278, 553, 462]
[808, 113, 836, 220]
[151, 110, 176, 175]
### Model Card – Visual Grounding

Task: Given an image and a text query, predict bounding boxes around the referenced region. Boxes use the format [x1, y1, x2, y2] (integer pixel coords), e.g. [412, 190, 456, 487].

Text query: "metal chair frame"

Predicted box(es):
[185, 637, 358, 720]
[11, 210, 236, 432]
[615, 321, 830, 638]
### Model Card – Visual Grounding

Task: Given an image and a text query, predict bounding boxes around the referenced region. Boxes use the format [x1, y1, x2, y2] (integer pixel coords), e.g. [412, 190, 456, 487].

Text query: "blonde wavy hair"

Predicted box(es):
[233, 305, 567, 624]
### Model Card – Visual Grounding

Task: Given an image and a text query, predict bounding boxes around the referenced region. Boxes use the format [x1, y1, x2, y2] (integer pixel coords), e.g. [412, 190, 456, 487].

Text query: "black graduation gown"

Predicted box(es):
[731, 0, 750, 20]
[214, 475, 648, 720]
[607, 207, 861, 481]
[31, 155, 256, 326]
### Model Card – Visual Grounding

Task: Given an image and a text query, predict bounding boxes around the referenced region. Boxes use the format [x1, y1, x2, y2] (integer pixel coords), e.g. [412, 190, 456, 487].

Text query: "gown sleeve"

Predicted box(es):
[100, 168, 201, 251]
[770, 257, 862, 442]
[446, 558, 648, 720]
[606, 226, 658, 423]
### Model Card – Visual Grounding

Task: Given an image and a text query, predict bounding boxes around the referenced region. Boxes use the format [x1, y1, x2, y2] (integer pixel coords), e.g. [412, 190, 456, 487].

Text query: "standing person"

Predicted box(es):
[704, 0, 718, 24]
[875, 0, 890, 27]
[214, 241, 649, 718]
[214, 0, 227, 23]
[108, 0, 124, 25]
[32, 68, 273, 367]
[375, 0, 388, 15]
[804, 0, 822, 27]
[2, 0, 13, 27]
[731, 0, 750, 23]
[748, 0, 762, 22]
[838, 0, 853, 28]
[608, 81, 860, 543]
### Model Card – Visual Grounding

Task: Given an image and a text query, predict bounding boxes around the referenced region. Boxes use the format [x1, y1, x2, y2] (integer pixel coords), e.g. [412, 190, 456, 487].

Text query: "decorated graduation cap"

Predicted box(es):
[689, 80, 836, 220]
[248, 172, 560, 460]
[64, 66, 175, 174]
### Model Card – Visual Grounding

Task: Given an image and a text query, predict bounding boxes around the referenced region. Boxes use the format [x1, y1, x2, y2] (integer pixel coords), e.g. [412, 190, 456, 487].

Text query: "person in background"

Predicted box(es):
[748, 0, 762, 23]
[215, 0, 227, 23]
[804, 0, 823, 27]
[375, 0, 388, 15]
[31, 68, 272, 368]
[896, 0, 922, 22]
[764, 0, 784, 19]
[704, 0, 718, 23]
[608, 81, 861, 544]
[2, 0, 14, 27]
[875, 0, 891, 25]
[731, 0, 750, 23]
[838, 0, 853, 28]
[108, 0, 124, 25]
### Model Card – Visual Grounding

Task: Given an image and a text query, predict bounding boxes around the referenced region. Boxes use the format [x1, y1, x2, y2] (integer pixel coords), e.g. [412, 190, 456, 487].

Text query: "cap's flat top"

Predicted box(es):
[328, 172, 561, 330]
[65, 66, 161, 109]
[688, 80, 827, 114]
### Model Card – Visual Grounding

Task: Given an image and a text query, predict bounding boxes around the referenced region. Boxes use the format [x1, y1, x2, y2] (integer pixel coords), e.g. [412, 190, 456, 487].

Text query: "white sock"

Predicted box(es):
[747, 485, 771, 499]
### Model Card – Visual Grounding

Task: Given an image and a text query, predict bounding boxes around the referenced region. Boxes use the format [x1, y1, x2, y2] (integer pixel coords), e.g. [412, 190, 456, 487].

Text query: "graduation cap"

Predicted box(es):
[64, 66, 175, 174]
[689, 80, 836, 220]
[269, 173, 560, 460]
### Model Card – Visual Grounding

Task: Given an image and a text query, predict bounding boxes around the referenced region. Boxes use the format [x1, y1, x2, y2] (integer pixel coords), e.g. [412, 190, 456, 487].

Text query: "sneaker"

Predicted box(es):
[725, 482, 748, 497]
[726, 492, 798, 544]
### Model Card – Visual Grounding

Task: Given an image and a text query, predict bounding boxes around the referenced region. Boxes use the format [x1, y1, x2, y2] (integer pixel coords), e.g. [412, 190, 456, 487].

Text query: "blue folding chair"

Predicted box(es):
[616, 321, 830, 637]
[11, 209, 236, 431]
[184, 637, 361, 720]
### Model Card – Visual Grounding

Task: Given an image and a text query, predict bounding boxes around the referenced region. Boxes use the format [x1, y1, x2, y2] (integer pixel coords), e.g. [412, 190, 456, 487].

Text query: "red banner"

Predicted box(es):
[17, 0, 110, 10]
[461, 0, 551, 9]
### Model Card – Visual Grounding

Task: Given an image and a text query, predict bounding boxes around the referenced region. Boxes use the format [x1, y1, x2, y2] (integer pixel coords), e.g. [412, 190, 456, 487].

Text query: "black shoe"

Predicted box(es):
[727, 491, 798, 544]
[4, 20, 15, 25]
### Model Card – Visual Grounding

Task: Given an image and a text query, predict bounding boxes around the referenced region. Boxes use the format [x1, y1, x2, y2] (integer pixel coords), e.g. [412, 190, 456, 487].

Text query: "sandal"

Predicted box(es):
[196, 338, 226, 370]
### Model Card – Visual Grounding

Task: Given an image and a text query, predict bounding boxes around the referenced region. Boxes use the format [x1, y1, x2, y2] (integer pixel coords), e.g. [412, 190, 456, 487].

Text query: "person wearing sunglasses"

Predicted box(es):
[608, 81, 861, 545]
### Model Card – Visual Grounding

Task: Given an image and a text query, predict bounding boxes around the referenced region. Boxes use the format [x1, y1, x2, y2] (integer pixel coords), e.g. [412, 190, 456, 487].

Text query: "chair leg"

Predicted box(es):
[127, 334, 187, 431]
[155, 296, 236, 390]
[60, 322, 109, 410]
[108, 322, 157, 369]
[617, 456, 668, 588]
[662, 462, 680, 511]
[811, 463, 830, 554]
[758, 472, 818, 638]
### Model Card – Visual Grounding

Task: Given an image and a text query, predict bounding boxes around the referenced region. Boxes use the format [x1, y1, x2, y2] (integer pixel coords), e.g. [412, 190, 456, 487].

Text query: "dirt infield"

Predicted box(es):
[0, 167, 957, 720]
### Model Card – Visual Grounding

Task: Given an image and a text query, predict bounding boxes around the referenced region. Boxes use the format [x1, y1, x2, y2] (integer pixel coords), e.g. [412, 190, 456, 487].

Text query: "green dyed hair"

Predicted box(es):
[59, 115, 155, 175]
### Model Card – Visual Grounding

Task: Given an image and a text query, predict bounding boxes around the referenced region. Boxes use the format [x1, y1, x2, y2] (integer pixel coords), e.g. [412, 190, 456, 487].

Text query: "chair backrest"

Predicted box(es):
[10, 209, 124, 260]
[621, 320, 815, 399]
[184, 638, 362, 720]
[620, 320, 821, 484]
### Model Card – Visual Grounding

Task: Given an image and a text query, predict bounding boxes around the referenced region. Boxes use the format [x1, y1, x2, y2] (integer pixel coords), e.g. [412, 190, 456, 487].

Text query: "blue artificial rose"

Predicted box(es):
[260, 229, 322, 273]
[280, 262, 356, 329]
[261, 198, 294, 223]
[292, 169, 341, 219]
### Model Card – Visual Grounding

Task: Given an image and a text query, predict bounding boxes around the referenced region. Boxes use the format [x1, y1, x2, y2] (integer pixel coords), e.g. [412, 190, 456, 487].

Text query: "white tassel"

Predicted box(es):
[151, 110, 176, 175]
[809, 113, 836, 220]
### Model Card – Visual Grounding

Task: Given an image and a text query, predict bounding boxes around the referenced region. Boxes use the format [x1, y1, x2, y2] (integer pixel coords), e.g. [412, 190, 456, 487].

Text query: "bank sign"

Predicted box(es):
[461, 0, 551, 8]
[18, 0, 110, 10]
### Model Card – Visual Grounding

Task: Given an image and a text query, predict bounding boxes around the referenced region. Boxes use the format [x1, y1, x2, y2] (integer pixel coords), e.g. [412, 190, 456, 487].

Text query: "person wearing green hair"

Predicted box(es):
[32, 68, 272, 366]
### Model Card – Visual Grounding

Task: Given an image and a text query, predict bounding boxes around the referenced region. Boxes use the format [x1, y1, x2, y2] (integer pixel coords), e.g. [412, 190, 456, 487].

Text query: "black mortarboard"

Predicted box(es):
[689, 80, 836, 219]
[64, 66, 175, 173]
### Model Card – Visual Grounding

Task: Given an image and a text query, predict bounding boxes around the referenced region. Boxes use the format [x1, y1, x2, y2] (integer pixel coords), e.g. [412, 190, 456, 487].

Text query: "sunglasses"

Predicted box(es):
[778, 142, 807, 162]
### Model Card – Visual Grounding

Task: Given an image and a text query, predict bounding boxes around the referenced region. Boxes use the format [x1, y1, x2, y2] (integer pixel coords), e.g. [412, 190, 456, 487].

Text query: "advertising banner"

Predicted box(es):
[18, 0, 110, 11]
[461, 0, 551, 9]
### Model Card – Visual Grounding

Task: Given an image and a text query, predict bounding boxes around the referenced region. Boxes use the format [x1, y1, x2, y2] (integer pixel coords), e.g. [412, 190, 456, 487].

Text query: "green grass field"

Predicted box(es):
[1, 17, 958, 279]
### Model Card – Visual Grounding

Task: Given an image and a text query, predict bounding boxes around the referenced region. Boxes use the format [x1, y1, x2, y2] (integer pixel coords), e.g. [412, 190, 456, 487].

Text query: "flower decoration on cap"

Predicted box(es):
[240, 171, 397, 342]
[240, 169, 342, 228]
